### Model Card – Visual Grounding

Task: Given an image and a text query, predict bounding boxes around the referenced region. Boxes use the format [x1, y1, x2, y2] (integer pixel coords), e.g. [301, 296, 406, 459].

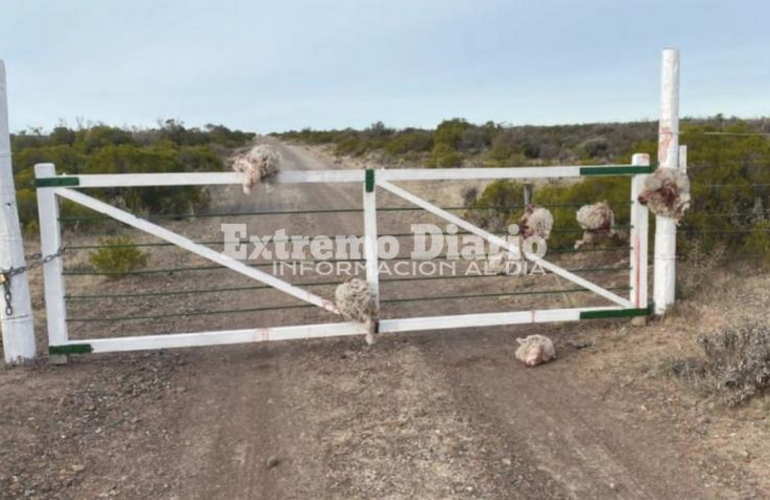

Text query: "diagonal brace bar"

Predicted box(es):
[378, 180, 632, 308]
[55, 188, 339, 314]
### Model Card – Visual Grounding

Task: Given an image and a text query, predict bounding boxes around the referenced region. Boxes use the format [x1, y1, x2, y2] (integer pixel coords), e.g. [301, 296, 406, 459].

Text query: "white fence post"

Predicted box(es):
[35, 164, 69, 362]
[654, 48, 680, 316]
[679, 145, 687, 174]
[363, 169, 380, 308]
[0, 60, 36, 365]
[630, 153, 650, 318]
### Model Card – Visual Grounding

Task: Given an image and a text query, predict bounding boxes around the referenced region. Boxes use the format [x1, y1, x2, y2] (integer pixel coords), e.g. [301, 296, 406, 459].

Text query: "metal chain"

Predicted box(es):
[3, 279, 12, 316]
[1, 247, 65, 316]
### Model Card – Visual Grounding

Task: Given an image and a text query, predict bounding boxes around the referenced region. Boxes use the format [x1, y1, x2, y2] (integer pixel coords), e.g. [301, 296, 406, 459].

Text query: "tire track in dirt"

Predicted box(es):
[170, 140, 361, 499]
[414, 327, 756, 499]
[55, 139, 762, 499]
[171, 141, 568, 499]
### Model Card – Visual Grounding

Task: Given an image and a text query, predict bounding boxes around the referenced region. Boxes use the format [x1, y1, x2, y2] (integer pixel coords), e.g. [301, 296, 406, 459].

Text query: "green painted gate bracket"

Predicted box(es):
[49, 343, 93, 355]
[365, 169, 375, 192]
[36, 177, 80, 188]
[579, 165, 654, 176]
[579, 303, 654, 320]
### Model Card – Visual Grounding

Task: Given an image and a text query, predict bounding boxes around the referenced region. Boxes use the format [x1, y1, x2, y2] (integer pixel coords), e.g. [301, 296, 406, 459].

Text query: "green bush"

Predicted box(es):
[89, 237, 148, 279]
[383, 130, 433, 156]
[465, 180, 525, 231]
[334, 135, 367, 157]
[434, 118, 473, 149]
[742, 221, 770, 264]
[436, 149, 463, 168]
[283, 116, 770, 261]
[10, 122, 250, 231]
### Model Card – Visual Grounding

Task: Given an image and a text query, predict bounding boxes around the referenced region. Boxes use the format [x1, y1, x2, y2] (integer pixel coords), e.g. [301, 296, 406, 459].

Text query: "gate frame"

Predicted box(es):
[36, 160, 653, 356]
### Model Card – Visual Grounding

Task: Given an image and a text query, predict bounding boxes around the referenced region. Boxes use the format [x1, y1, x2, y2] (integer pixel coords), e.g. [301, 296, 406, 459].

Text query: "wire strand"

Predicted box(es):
[66, 285, 631, 322]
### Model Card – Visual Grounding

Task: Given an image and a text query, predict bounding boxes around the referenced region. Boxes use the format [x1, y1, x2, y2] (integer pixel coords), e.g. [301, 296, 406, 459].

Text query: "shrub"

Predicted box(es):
[383, 130, 433, 156]
[334, 135, 367, 157]
[459, 127, 492, 152]
[426, 143, 461, 168]
[15, 188, 37, 233]
[676, 240, 726, 299]
[741, 220, 770, 265]
[363, 121, 394, 138]
[579, 137, 609, 159]
[461, 186, 479, 207]
[434, 118, 473, 149]
[465, 180, 525, 231]
[10, 122, 252, 230]
[698, 321, 770, 406]
[77, 125, 136, 153]
[484, 131, 518, 162]
[437, 151, 463, 168]
[653, 320, 770, 406]
[89, 237, 149, 279]
[278, 116, 770, 260]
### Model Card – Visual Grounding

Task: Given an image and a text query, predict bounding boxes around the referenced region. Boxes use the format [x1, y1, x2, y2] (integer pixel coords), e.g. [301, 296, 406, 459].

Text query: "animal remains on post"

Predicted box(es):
[637, 168, 691, 220]
[335, 278, 379, 345]
[574, 201, 617, 249]
[231, 144, 282, 194]
[518, 205, 554, 240]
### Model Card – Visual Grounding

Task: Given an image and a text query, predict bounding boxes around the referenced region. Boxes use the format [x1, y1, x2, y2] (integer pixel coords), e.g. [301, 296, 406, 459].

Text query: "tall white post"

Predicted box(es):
[35, 164, 69, 362]
[630, 153, 650, 313]
[654, 48, 680, 316]
[0, 61, 36, 365]
[362, 169, 379, 344]
[363, 170, 380, 306]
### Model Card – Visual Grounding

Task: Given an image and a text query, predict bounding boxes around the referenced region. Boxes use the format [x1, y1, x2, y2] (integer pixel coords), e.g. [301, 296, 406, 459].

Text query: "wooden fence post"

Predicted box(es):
[363, 169, 380, 307]
[523, 184, 533, 205]
[630, 153, 650, 325]
[0, 60, 36, 366]
[35, 164, 69, 363]
[654, 48, 680, 316]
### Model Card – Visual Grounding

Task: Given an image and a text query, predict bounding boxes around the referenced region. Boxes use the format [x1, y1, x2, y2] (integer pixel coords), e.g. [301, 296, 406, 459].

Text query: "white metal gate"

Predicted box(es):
[35, 156, 653, 356]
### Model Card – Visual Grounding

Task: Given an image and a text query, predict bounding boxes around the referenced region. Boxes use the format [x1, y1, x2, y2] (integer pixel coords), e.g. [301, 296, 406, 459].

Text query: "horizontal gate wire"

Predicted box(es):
[66, 286, 631, 323]
[62, 261, 631, 277]
[56, 200, 634, 223]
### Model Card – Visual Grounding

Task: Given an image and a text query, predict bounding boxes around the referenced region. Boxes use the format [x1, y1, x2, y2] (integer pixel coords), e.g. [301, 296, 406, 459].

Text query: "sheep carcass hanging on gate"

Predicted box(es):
[335, 278, 379, 345]
[574, 201, 616, 249]
[637, 168, 691, 220]
[518, 205, 554, 240]
[231, 144, 282, 194]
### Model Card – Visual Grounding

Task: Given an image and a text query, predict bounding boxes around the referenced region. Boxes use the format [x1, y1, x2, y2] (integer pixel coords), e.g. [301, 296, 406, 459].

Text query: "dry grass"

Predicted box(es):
[652, 320, 770, 407]
[677, 241, 726, 299]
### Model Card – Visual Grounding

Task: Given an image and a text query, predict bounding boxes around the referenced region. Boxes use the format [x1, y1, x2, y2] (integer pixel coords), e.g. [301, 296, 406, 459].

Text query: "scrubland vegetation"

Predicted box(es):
[11, 119, 255, 232]
[279, 116, 770, 262]
[11, 115, 770, 269]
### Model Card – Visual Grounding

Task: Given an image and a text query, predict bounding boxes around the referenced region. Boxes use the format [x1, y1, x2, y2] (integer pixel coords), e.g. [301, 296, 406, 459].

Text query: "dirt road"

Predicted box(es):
[1, 140, 766, 499]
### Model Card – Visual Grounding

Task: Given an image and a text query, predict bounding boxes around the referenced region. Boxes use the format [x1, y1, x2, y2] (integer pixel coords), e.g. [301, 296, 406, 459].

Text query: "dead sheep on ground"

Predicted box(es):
[638, 168, 691, 220]
[574, 201, 617, 249]
[515, 334, 556, 367]
[518, 205, 554, 240]
[335, 277, 378, 345]
[232, 144, 282, 194]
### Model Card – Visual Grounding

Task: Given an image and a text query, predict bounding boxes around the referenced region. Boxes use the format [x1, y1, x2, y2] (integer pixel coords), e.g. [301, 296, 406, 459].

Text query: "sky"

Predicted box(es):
[1, 0, 768, 133]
